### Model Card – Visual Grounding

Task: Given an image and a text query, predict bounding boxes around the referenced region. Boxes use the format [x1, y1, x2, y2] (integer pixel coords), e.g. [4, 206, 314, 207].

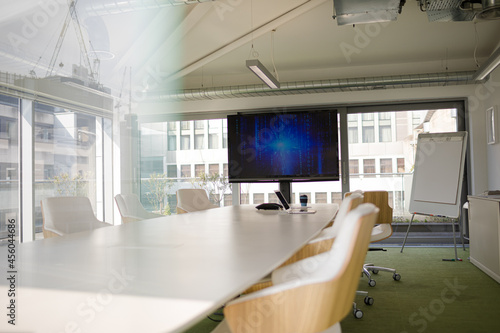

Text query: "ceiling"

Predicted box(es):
[1, 0, 500, 104]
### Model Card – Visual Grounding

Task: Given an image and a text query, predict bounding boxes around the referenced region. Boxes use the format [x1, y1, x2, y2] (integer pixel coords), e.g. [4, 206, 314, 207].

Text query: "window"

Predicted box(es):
[195, 164, 205, 177]
[194, 134, 204, 149]
[181, 121, 190, 130]
[168, 135, 176, 151]
[167, 165, 177, 178]
[348, 114, 358, 144]
[224, 194, 232, 206]
[223, 163, 228, 177]
[167, 122, 176, 131]
[209, 164, 219, 175]
[141, 157, 163, 178]
[379, 113, 392, 142]
[331, 192, 342, 206]
[349, 159, 359, 175]
[223, 133, 228, 149]
[181, 165, 191, 178]
[0, 96, 19, 239]
[397, 158, 405, 173]
[240, 193, 249, 204]
[180, 135, 190, 150]
[194, 120, 204, 129]
[316, 192, 327, 203]
[222, 119, 228, 148]
[253, 193, 264, 204]
[380, 158, 393, 173]
[208, 133, 218, 149]
[363, 159, 376, 176]
[362, 113, 375, 143]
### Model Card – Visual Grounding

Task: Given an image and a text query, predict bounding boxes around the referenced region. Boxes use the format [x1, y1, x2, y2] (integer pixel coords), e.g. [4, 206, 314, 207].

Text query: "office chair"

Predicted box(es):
[212, 204, 379, 333]
[176, 188, 218, 214]
[347, 190, 401, 287]
[115, 193, 162, 223]
[41, 196, 109, 238]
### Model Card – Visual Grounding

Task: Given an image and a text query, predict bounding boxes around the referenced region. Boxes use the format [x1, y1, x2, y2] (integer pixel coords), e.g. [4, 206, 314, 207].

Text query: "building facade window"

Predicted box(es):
[194, 134, 204, 149]
[180, 135, 190, 150]
[348, 114, 358, 144]
[379, 113, 392, 142]
[167, 165, 177, 178]
[362, 113, 375, 143]
[380, 158, 393, 173]
[363, 159, 376, 176]
[168, 135, 176, 151]
[397, 158, 405, 173]
[349, 159, 359, 175]
[208, 133, 218, 149]
[208, 163, 219, 175]
[195, 164, 205, 177]
[181, 165, 191, 178]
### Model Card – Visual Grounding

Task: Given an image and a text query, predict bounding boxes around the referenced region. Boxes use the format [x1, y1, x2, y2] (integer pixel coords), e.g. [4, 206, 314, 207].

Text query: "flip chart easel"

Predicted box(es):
[400, 131, 468, 260]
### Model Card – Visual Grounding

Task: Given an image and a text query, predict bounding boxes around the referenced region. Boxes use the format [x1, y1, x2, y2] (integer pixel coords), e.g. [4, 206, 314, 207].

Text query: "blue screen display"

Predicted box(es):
[227, 110, 339, 182]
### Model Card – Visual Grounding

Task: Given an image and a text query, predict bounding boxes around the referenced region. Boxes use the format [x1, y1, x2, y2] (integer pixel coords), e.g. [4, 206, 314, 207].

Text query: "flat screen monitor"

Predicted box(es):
[227, 109, 339, 183]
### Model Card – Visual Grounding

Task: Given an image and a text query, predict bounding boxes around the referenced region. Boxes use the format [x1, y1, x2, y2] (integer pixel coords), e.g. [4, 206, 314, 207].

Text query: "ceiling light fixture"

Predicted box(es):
[472, 46, 500, 81]
[246, 59, 280, 89]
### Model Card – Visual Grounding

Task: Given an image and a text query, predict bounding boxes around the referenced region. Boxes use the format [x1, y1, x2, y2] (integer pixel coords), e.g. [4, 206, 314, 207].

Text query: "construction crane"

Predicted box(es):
[46, 0, 99, 84]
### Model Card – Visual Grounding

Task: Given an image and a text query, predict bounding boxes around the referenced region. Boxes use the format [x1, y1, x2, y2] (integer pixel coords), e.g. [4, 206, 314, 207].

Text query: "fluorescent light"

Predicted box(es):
[472, 46, 500, 81]
[246, 59, 280, 89]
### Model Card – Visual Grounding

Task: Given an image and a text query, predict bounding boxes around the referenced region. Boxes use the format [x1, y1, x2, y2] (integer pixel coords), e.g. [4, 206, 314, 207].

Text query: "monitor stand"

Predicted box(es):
[279, 181, 291, 204]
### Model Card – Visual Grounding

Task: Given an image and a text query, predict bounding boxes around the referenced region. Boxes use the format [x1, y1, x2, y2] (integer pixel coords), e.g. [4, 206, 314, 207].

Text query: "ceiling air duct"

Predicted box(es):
[477, 0, 500, 19]
[333, 0, 406, 26]
[421, 0, 500, 22]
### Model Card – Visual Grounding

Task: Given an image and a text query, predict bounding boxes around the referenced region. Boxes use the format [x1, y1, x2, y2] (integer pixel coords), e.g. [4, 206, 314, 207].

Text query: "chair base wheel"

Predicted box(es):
[354, 309, 363, 319]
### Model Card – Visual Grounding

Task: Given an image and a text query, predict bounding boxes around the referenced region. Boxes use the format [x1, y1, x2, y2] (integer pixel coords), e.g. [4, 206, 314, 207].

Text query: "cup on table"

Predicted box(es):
[300, 195, 308, 210]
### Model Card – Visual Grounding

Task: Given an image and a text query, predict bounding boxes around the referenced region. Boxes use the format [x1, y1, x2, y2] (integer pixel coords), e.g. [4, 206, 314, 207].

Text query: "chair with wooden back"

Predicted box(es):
[115, 193, 162, 223]
[41, 196, 109, 238]
[212, 203, 379, 333]
[348, 190, 401, 286]
[176, 188, 218, 214]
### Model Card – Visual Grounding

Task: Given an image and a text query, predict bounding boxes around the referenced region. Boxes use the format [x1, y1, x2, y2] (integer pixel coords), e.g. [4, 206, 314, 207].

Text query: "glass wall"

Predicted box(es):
[137, 105, 462, 225]
[0, 92, 112, 241]
[33, 103, 105, 237]
[0, 95, 19, 239]
[348, 108, 458, 221]
[140, 119, 229, 214]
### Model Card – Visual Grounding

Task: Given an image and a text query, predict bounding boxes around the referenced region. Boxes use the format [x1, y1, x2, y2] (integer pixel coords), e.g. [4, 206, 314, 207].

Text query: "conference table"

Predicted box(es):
[0, 204, 338, 333]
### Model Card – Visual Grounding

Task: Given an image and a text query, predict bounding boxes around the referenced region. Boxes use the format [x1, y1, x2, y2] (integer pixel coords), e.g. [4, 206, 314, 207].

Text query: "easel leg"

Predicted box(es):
[400, 213, 415, 253]
[453, 218, 459, 260]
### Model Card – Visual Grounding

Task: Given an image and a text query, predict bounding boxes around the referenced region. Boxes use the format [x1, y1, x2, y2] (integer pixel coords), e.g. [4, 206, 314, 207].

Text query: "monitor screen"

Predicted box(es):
[227, 110, 339, 183]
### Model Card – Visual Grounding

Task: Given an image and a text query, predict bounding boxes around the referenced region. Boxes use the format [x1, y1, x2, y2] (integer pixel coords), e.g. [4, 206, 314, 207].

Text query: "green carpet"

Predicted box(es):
[183, 247, 500, 333]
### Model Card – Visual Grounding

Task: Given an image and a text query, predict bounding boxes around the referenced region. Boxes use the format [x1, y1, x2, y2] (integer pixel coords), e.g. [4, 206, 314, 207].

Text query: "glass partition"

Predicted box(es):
[0, 95, 19, 239]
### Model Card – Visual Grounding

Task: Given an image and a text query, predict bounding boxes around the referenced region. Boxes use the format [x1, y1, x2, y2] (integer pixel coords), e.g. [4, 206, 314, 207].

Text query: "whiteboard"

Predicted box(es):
[409, 132, 468, 218]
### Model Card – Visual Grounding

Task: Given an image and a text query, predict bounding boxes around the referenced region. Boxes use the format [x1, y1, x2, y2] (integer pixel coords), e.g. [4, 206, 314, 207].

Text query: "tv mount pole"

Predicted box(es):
[279, 181, 291, 203]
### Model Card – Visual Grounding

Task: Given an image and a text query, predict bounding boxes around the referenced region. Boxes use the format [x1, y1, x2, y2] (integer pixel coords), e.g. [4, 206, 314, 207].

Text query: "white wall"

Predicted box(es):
[141, 80, 497, 195]
[480, 67, 500, 190]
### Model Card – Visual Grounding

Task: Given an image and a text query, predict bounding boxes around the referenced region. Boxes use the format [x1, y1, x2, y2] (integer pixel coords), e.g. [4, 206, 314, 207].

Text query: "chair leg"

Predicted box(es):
[364, 263, 401, 281]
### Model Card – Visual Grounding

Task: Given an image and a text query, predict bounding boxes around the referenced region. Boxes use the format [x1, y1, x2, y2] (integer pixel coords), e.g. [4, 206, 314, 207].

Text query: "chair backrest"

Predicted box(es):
[361, 191, 393, 224]
[115, 193, 161, 223]
[314, 191, 364, 242]
[359, 190, 393, 242]
[176, 188, 217, 214]
[223, 204, 379, 333]
[41, 196, 108, 237]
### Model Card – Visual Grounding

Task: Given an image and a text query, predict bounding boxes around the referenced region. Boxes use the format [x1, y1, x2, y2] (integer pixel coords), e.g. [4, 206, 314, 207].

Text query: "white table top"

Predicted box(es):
[1, 204, 337, 333]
